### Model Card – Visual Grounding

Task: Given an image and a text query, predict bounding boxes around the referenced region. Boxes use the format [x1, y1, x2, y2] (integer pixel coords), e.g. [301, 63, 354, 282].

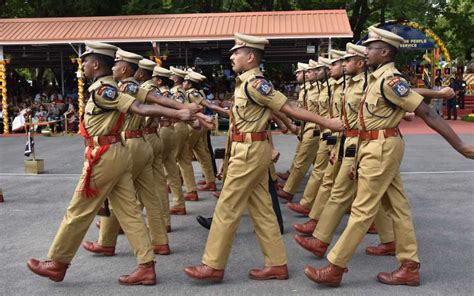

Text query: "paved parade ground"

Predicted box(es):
[0, 127, 473, 295]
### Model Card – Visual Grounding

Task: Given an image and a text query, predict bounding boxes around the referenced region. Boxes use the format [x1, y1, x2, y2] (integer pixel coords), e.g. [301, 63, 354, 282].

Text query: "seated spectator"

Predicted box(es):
[33, 104, 48, 132]
[47, 101, 63, 132]
[63, 97, 78, 132]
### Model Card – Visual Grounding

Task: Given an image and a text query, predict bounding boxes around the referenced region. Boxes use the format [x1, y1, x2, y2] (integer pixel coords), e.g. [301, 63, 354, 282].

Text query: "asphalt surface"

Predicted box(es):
[0, 133, 473, 296]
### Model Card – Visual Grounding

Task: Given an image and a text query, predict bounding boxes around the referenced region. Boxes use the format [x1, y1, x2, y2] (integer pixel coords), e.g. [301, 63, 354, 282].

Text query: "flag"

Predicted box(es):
[24, 131, 34, 157]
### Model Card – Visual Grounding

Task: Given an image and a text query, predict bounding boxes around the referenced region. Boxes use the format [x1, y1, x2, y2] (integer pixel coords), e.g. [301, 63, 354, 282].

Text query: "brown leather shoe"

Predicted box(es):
[27, 259, 69, 282]
[287, 203, 310, 216]
[366, 241, 396, 256]
[249, 264, 289, 280]
[166, 225, 171, 233]
[197, 182, 217, 191]
[377, 261, 420, 286]
[153, 244, 170, 255]
[95, 220, 124, 235]
[293, 219, 317, 235]
[184, 191, 199, 201]
[82, 241, 115, 256]
[277, 171, 290, 181]
[367, 222, 377, 234]
[294, 235, 329, 258]
[118, 261, 156, 286]
[184, 264, 224, 282]
[277, 189, 294, 202]
[197, 179, 206, 185]
[170, 206, 187, 215]
[304, 263, 348, 287]
[211, 191, 221, 199]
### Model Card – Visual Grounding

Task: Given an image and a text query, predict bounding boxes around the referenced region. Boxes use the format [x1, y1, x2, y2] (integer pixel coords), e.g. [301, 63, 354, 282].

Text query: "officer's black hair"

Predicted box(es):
[126, 62, 139, 73]
[242, 47, 264, 63]
[154, 75, 174, 88]
[382, 43, 398, 59]
[140, 68, 153, 79]
[188, 80, 201, 90]
[87, 53, 115, 70]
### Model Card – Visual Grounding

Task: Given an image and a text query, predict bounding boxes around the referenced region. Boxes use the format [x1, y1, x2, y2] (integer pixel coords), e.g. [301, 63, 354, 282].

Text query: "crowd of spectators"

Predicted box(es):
[0, 82, 79, 134]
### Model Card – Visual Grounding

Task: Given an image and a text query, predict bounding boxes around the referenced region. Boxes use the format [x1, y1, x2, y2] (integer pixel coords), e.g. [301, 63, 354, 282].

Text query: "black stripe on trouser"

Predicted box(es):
[268, 171, 284, 234]
[206, 130, 218, 176]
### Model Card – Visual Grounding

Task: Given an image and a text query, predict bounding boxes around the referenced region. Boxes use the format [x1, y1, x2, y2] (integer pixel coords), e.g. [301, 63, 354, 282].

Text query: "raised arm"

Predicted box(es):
[414, 101, 474, 158]
[129, 101, 196, 121]
[280, 101, 343, 132]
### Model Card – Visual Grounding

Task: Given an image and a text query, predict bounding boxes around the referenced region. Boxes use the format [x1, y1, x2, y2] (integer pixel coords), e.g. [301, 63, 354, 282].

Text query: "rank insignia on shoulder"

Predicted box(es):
[97, 85, 118, 100]
[388, 77, 409, 97]
[153, 88, 162, 96]
[174, 94, 185, 103]
[120, 82, 139, 95]
[252, 79, 273, 96]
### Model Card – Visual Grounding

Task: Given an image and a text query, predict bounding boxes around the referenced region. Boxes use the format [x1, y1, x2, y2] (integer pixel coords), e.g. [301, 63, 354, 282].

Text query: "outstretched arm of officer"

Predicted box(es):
[199, 100, 230, 116]
[129, 100, 196, 122]
[273, 111, 300, 134]
[271, 114, 288, 133]
[415, 102, 474, 159]
[145, 91, 202, 113]
[413, 87, 455, 100]
[280, 102, 343, 132]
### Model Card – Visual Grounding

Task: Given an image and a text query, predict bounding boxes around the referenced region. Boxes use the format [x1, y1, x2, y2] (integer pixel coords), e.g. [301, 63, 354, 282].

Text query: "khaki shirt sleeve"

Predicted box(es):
[246, 79, 288, 111]
[383, 77, 424, 112]
[189, 92, 204, 105]
[119, 81, 148, 103]
[93, 85, 136, 113]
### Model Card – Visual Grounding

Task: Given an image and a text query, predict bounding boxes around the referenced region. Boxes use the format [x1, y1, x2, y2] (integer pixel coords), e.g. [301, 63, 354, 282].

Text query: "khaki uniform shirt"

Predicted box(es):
[170, 85, 187, 104]
[83, 75, 136, 136]
[118, 77, 149, 131]
[360, 62, 423, 130]
[343, 72, 365, 130]
[140, 79, 160, 128]
[318, 78, 335, 118]
[159, 86, 171, 97]
[232, 67, 287, 133]
[187, 88, 204, 105]
[331, 77, 345, 119]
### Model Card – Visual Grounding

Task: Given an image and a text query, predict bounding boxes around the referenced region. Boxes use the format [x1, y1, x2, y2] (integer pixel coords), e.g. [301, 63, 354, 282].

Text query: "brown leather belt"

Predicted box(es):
[84, 134, 121, 147]
[359, 128, 399, 141]
[231, 131, 268, 142]
[124, 130, 143, 139]
[143, 127, 157, 135]
[160, 119, 172, 127]
[345, 129, 359, 138]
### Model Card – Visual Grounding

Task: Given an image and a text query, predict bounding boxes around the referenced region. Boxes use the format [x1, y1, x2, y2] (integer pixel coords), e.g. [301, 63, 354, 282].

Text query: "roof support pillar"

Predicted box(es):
[0, 45, 9, 134]
[60, 50, 65, 96]
[328, 37, 332, 57]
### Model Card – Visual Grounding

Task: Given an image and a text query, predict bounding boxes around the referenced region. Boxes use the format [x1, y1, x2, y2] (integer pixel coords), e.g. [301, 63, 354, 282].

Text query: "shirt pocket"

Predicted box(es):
[233, 96, 248, 119]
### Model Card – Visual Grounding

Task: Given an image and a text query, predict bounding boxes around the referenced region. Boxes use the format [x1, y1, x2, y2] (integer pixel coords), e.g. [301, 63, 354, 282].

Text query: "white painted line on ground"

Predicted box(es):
[400, 170, 474, 175]
[0, 171, 473, 177]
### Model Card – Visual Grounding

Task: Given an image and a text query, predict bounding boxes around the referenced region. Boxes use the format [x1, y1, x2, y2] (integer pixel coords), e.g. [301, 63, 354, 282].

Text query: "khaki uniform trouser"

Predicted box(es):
[283, 128, 319, 195]
[327, 136, 419, 268]
[313, 136, 394, 244]
[202, 140, 287, 270]
[145, 132, 171, 227]
[98, 138, 168, 247]
[188, 126, 216, 184]
[48, 143, 155, 264]
[308, 153, 338, 220]
[159, 126, 185, 208]
[175, 122, 197, 193]
[299, 137, 330, 208]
